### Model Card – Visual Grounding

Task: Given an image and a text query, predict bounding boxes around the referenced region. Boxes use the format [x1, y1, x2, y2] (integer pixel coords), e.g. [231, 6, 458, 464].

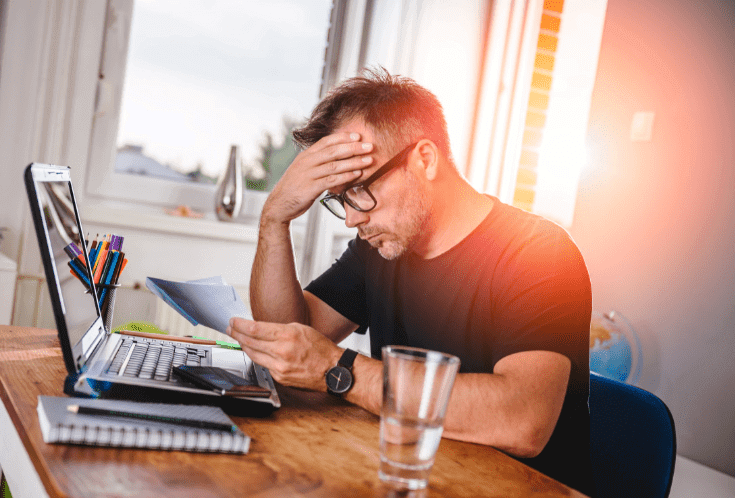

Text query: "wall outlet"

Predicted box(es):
[631, 111, 655, 142]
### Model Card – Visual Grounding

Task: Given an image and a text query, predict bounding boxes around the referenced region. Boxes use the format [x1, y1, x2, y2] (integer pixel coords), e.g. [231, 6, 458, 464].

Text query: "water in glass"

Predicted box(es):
[378, 414, 444, 489]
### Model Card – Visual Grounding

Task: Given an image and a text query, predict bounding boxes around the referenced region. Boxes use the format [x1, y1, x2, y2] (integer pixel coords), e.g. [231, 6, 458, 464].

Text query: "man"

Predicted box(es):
[226, 68, 592, 495]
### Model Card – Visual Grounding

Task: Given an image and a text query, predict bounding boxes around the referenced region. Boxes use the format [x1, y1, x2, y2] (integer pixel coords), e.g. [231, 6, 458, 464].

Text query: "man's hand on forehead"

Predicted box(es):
[260, 131, 373, 224]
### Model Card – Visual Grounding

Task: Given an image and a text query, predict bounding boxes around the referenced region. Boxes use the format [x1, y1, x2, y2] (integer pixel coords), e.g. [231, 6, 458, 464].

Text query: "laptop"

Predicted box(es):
[24, 163, 280, 414]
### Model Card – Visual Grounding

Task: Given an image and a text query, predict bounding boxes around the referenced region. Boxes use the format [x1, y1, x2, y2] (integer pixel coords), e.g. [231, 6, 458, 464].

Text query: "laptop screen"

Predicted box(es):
[25, 164, 104, 373]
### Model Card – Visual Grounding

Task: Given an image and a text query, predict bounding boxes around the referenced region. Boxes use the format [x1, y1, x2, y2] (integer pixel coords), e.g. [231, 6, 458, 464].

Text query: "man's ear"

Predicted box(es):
[415, 139, 440, 181]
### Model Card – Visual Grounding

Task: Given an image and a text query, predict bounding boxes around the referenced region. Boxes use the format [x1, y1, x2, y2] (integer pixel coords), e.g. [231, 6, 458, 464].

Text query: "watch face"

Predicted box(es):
[326, 365, 353, 394]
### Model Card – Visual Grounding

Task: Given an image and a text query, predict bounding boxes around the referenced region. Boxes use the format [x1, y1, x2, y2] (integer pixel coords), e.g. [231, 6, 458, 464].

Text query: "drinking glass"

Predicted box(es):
[379, 346, 460, 490]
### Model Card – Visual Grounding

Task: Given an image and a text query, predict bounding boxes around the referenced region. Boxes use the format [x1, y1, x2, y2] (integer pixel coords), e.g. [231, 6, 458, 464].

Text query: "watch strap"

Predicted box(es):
[338, 348, 358, 370]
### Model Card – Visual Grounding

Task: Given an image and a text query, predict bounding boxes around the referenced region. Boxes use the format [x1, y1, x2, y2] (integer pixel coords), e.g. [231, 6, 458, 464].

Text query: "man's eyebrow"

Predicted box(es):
[340, 177, 361, 192]
[339, 162, 379, 192]
[329, 178, 358, 195]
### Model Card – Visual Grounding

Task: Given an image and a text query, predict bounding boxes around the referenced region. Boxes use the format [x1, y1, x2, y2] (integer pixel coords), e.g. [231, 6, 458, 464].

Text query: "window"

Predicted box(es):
[86, 0, 333, 213]
[529, 0, 608, 227]
[466, 0, 607, 228]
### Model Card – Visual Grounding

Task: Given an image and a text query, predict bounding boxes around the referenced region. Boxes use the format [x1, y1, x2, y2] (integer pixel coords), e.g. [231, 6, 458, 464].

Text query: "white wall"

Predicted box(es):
[0, 0, 271, 332]
[0, 0, 104, 266]
[572, 0, 735, 476]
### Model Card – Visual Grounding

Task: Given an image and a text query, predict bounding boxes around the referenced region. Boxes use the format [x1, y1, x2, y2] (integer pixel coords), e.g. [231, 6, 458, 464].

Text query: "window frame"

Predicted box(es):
[84, 0, 335, 213]
[85, 0, 212, 209]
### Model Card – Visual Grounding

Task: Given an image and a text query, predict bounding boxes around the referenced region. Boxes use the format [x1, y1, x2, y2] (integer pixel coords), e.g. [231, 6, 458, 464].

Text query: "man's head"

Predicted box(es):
[293, 68, 456, 260]
[292, 67, 454, 167]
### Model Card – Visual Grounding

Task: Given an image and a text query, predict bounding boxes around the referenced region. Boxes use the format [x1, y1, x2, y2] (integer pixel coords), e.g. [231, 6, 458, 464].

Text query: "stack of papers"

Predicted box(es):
[145, 276, 251, 334]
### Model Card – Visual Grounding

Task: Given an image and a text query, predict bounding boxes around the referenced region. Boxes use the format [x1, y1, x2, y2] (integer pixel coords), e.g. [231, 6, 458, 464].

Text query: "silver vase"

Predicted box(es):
[215, 145, 243, 221]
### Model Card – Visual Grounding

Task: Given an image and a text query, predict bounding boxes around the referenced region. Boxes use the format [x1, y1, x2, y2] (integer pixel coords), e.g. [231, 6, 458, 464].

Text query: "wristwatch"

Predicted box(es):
[325, 348, 358, 396]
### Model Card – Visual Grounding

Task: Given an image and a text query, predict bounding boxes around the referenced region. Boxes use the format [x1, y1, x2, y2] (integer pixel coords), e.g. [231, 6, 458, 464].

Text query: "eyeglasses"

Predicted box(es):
[320, 142, 418, 220]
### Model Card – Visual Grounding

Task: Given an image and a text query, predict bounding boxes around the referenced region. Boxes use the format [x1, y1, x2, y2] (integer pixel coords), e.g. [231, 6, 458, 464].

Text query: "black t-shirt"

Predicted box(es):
[305, 197, 593, 495]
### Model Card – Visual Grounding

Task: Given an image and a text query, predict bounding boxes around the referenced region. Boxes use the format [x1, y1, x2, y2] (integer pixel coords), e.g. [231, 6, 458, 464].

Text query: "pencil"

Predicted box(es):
[67, 404, 237, 432]
[116, 329, 217, 345]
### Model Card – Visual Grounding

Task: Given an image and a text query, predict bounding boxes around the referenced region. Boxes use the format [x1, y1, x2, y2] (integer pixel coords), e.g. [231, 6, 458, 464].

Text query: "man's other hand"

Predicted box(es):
[261, 132, 373, 224]
[226, 317, 343, 391]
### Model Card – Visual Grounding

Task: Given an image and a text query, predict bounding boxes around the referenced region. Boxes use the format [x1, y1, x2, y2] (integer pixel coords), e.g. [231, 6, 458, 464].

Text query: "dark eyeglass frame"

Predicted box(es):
[319, 142, 418, 220]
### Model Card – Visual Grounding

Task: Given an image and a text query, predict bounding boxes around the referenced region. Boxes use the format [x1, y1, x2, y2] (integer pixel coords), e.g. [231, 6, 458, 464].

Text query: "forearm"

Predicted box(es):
[440, 373, 546, 456]
[344, 351, 569, 459]
[341, 358, 525, 437]
[343, 360, 519, 447]
[440, 352, 569, 457]
[249, 215, 309, 325]
[249, 133, 373, 324]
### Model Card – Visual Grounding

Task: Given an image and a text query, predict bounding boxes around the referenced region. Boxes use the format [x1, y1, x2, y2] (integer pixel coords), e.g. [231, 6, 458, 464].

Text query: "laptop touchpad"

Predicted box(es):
[211, 347, 252, 377]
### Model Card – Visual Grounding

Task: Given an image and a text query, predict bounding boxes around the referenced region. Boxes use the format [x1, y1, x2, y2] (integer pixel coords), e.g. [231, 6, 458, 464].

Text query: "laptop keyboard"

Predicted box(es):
[107, 339, 206, 382]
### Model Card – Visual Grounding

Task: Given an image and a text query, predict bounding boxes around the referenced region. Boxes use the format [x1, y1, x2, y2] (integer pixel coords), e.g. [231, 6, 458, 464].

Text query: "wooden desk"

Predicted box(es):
[0, 325, 587, 497]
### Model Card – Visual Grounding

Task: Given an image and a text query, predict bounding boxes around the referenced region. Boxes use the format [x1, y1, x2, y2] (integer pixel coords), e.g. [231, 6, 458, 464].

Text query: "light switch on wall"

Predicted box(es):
[631, 111, 655, 142]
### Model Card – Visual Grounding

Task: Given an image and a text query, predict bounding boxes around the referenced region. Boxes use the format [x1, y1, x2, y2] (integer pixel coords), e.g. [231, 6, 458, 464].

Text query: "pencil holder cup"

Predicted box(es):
[103, 287, 117, 332]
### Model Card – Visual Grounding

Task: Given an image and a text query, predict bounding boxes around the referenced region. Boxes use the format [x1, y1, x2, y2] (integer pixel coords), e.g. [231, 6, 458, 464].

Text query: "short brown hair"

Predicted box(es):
[293, 67, 454, 164]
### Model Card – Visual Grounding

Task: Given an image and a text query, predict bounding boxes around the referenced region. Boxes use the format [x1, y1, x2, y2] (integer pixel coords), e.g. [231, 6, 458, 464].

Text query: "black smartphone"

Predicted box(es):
[173, 365, 272, 398]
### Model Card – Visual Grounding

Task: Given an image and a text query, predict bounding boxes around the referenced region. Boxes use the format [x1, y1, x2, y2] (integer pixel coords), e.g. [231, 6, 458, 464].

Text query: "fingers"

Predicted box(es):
[261, 131, 375, 223]
[226, 320, 301, 385]
[226, 319, 281, 366]
[310, 144, 373, 186]
[319, 138, 373, 163]
[307, 132, 374, 172]
[309, 131, 366, 154]
[317, 156, 372, 190]
[228, 317, 279, 342]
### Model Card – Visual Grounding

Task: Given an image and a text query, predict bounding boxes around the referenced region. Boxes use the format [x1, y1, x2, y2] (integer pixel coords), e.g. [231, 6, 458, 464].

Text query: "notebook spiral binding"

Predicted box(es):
[49, 423, 248, 452]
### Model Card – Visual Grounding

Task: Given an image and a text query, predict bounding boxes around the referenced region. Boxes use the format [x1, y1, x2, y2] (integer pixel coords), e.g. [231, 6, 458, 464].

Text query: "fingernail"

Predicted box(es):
[362, 142, 372, 149]
[362, 156, 372, 163]
[225, 326, 231, 336]
[350, 133, 360, 140]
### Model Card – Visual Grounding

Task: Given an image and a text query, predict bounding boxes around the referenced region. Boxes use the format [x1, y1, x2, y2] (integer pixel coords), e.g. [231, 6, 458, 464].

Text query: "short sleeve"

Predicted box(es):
[489, 224, 592, 369]
[304, 237, 369, 334]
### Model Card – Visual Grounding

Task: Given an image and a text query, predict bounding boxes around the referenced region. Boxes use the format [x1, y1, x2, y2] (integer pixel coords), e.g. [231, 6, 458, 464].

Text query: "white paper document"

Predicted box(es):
[145, 276, 252, 333]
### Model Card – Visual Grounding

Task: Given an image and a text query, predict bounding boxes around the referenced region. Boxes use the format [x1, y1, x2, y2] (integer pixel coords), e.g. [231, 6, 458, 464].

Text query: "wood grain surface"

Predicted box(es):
[0, 325, 587, 497]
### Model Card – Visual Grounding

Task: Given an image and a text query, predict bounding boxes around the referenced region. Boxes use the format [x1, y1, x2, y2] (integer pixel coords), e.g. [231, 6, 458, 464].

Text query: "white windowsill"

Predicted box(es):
[81, 198, 263, 243]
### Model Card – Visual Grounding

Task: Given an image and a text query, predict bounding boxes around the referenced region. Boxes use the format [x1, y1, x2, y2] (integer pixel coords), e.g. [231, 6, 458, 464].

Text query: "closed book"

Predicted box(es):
[37, 395, 250, 453]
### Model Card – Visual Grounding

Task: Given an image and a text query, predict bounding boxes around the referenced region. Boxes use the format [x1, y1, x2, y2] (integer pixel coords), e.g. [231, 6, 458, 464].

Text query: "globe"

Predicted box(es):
[589, 310, 642, 385]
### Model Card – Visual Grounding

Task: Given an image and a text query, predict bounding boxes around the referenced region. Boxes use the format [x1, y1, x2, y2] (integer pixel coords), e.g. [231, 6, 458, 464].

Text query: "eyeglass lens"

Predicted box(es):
[322, 197, 346, 219]
[322, 185, 376, 219]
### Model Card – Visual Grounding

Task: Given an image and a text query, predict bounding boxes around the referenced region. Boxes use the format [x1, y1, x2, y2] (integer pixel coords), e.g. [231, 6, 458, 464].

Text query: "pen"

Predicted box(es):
[63, 243, 77, 260]
[98, 251, 119, 309]
[67, 260, 91, 289]
[67, 404, 237, 432]
[93, 248, 108, 283]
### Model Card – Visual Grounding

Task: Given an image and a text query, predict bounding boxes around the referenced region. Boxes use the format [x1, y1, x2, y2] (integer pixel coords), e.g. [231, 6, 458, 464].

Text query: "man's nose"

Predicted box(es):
[344, 204, 369, 228]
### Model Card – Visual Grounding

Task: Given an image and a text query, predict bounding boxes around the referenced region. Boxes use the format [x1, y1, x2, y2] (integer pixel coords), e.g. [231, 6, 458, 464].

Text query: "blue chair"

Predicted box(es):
[589, 371, 677, 498]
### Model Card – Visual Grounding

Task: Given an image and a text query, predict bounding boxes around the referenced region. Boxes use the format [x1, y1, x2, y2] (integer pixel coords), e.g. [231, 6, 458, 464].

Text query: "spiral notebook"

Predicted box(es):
[37, 396, 250, 453]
